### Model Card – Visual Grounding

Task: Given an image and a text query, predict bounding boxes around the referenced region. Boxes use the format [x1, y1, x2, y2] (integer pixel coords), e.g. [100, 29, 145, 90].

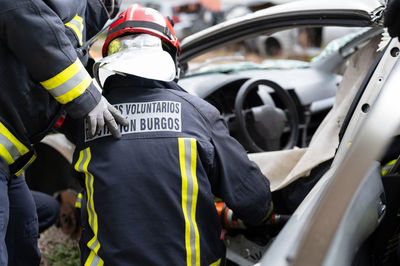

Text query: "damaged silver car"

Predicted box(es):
[178, 0, 400, 265]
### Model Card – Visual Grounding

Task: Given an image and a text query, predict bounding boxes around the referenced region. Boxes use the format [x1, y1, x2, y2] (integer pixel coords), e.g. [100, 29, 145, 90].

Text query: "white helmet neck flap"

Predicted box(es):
[95, 34, 176, 85]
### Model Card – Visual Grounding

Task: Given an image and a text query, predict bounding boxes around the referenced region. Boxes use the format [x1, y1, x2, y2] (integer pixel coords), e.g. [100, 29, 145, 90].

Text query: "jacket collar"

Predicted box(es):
[103, 74, 185, 93]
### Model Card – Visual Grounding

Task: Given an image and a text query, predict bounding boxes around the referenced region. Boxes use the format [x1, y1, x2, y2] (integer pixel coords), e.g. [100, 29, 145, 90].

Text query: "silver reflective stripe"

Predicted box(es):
[76, 194, 82, 203]
[83, 149, 98, 250]
[74, 149, 103, 265]
[89, 237, 99, 251]
[179, 137, 200, 266]
[86, 172, 96, 245]
[65, 15, 84, 45]
[89, 254, 101, 266]
[48, 65, 88, 98]
[75, 194, 82, 208]
[183, 139, 197, 266]
[68, 18, 83, 34]
[78, 148, 87, 171]
[0, 133, 20, 162]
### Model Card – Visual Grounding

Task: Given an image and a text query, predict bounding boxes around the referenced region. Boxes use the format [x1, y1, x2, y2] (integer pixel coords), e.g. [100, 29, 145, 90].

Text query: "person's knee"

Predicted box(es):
[0, 172, 9, 266]
[31, 191, 60, 233]
[0, 174, 9, 234]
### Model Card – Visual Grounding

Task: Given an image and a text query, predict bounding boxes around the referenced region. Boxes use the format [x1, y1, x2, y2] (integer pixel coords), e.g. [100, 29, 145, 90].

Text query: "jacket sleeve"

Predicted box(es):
[209, 112, 273, 226]
[85, 0, 109, 40]
[0, 0, 101, 118]
[42, 0, 79, 23]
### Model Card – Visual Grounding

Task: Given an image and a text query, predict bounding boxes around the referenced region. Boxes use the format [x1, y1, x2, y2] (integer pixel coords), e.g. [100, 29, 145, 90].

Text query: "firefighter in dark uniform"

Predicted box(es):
[0, 0, 127, 265]
[385, 0, 400, 41]
[384, 0, 400, 262]
[72, 4, 273, 265]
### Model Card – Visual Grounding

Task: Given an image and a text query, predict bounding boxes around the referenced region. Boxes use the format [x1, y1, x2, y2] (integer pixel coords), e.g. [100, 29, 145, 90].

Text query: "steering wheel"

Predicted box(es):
[234, 78, 299, 152]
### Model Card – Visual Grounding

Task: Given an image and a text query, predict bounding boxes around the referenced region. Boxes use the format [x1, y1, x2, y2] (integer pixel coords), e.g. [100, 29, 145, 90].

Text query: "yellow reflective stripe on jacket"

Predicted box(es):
[259, 202, 274, 224]
[0, 122, 29, 164]
[74, 148, 104, 266]
[0, 144, 13, 164]
[14, 155, 36, 177]
[178, 138, 200, 266]
[210, 258, 221, 266]
[40, 58, 92, 104]
[75, 192, 83, 208]
[65, 14, 84, 46]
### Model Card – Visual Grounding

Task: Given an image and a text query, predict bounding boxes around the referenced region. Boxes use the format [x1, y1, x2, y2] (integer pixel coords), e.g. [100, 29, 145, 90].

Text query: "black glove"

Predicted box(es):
[244, 202, 275, 232]
[384, 0, 400, 41]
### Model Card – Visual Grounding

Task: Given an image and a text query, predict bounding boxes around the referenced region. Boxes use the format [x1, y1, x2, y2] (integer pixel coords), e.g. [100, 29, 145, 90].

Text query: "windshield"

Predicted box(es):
[184, 26, 368, 77]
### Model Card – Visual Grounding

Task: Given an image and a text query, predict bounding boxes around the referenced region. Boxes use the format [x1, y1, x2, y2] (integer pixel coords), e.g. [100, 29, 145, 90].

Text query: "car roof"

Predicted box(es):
[182, 0, 382, 45]
[180, 0, 382, 63]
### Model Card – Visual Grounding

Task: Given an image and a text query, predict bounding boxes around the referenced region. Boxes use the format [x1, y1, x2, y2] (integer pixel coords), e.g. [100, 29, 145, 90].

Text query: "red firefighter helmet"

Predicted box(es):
[102, 3, 180, 58]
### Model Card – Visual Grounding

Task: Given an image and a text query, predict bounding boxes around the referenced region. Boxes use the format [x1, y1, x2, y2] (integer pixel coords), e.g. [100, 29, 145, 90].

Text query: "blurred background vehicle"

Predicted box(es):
[222, 0, 363, 58]
[118, 0, 363, 57]
[120, 0, 223, 38]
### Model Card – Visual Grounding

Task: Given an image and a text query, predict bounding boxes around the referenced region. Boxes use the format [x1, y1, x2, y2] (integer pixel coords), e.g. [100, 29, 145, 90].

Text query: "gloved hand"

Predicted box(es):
[384, 0, 400, 41]
[86, 96, 128, 139]
[245, 204, 274, 231]
[216, 202, 276, 232]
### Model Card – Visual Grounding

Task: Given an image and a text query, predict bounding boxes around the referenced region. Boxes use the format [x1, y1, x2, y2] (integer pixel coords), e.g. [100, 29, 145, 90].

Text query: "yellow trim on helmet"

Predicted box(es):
[107, 39, 121, 56]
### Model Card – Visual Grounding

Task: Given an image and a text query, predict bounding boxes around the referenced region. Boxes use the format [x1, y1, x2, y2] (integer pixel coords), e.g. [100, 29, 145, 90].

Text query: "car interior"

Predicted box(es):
[178, 24, 400, 265]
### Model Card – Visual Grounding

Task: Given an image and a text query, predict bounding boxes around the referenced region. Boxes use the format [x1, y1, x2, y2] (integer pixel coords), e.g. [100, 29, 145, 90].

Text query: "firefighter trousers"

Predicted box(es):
[0, 172, 40, 266]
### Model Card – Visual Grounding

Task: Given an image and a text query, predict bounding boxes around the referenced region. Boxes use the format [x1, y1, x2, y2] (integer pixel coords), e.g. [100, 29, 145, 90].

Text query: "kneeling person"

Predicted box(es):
[72, 4, 273, 265]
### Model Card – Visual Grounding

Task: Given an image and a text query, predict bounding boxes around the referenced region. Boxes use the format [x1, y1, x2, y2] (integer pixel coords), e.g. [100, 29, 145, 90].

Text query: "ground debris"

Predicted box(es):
[39, 225, 80, 266]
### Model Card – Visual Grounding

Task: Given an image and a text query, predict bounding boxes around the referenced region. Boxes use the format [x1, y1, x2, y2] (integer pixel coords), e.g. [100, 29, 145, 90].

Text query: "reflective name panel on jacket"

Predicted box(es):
[85, 101, 182, 141]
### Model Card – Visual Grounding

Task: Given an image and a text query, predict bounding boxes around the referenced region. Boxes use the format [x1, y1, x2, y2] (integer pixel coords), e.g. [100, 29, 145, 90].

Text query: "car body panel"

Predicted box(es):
[324, 163, 384, 266]
[261, 39, 400, 265]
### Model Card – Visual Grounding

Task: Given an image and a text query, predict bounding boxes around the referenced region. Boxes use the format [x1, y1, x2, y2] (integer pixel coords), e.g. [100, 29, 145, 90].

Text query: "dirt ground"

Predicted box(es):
[39, 226, 80, 266]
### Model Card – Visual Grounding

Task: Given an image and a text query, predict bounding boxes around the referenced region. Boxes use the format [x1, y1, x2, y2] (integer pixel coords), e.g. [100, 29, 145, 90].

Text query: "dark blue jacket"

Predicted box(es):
[73, 75, 272, 265]
[0, 0, 108, 175]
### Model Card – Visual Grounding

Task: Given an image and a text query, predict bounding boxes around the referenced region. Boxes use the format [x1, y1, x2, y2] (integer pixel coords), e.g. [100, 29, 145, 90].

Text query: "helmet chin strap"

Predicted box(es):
[174, 67, 181, 82]
[92, 60, 104, 90]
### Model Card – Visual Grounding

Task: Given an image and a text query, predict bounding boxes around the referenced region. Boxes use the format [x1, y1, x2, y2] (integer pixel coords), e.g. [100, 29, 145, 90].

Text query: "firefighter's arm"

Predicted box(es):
[0, 0, 127, 138]
[42, 0, 79, 23]
[209, 112, 273, 226]
[384, 0, 400, 41]
[86, 0, 110, 39]
[1, 0, 99, 118]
